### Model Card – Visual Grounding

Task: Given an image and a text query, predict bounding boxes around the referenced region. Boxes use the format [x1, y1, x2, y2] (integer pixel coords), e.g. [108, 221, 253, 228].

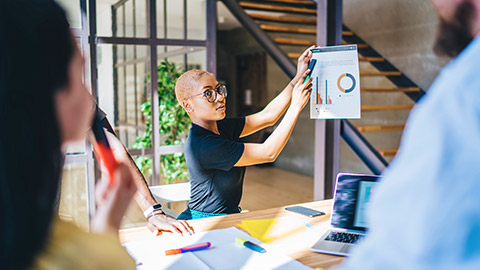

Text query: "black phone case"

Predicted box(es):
[285, 206, 325, 217]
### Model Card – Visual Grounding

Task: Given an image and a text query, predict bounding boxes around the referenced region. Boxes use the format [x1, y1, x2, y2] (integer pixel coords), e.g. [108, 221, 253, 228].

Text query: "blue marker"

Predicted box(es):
[235, 237, 266, 253]
[303, 59, 317, 84]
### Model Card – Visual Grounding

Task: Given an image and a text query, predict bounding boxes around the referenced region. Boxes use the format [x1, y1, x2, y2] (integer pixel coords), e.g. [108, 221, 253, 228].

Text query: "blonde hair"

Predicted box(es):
[175, 69, 211, 106]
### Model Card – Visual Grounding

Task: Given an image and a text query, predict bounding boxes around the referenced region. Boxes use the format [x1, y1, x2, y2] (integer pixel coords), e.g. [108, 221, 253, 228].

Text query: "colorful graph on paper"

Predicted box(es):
[310, 45, 361, 119]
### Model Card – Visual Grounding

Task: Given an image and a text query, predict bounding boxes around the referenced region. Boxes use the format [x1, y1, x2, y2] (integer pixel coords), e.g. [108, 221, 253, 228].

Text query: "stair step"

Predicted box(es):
[261, 25, 354, 36]
[362, 105, 414, 111]
[260, 24, 316, 34]
[249, 13, 317, 24]
[360, 71, 402, 76]
[361, 87, 421, 92]
[274, 38, 368, 49]
[377, 148, 398, 157]
[274, 38, 315, 46]
[358, 56, 385, 62]
[355, 124, 405, 132]
[239, 2, 317, 14]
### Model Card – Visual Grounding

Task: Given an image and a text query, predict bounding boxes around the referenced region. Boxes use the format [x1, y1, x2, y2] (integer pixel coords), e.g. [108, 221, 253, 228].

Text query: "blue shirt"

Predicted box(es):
[335, 35, 480, 270]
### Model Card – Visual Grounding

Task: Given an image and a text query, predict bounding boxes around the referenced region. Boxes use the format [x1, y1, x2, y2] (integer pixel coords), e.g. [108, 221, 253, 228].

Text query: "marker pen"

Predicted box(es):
[303, 59, 317, 84]
[235, 237, 266, 253]
[165, 242, 211, 256]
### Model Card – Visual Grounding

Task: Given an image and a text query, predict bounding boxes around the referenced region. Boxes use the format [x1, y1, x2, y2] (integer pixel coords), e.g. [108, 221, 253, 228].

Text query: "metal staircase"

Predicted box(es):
[222, 0, 425, 172]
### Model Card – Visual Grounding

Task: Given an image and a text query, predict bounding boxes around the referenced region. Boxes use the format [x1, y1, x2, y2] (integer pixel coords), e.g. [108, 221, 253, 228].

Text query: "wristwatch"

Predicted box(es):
[143, 203, 163, 219]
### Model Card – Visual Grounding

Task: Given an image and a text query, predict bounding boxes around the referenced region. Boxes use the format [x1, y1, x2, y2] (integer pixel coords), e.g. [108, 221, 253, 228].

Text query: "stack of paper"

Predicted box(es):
[123, 227, 313, 270]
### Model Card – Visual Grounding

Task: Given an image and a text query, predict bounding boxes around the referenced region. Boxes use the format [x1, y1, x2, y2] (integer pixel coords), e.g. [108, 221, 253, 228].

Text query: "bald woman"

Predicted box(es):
[176, 47, 315, 220]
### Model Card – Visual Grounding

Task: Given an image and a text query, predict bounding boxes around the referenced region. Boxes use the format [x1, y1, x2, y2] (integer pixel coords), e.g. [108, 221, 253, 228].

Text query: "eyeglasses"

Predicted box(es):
[184, 84, 228, 103]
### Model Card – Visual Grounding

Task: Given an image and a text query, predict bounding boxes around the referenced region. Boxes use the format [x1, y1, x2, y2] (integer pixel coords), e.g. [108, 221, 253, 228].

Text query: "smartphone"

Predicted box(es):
[285, 206, 325, 217]
[303, 59, 317, 84]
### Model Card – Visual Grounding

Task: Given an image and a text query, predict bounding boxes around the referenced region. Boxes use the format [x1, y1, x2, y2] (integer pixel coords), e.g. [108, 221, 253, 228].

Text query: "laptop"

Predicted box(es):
[311, 173, 380, 256]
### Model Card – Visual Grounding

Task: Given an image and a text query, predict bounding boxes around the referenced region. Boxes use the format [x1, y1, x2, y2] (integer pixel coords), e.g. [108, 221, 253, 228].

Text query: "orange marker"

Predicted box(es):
[165, 242, 211, 256]
[91, 110, 119, 185]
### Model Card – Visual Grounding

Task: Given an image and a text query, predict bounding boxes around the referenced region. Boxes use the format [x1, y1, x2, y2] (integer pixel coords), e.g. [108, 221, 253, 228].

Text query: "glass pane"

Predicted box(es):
[65, 141, 86, 154]
[159, 153, 189, 185]
[157, 0, 206, 40]
[96, 0, 148, 38]
[56, 0, 81, 28]
[158, 46, 206, 71]
[165, 0, 184, 39]
[158, 45, 184, 69]
[187, 0, 206, 39]
[125, 0, 134, 37]
[97, 44, 150, 150]
[118, 64, 126, 124]
[135, 0, 148, 37]
[59, 162, 89, 231]
[156, 0, 165, 38]
[185, 48, 207, 71]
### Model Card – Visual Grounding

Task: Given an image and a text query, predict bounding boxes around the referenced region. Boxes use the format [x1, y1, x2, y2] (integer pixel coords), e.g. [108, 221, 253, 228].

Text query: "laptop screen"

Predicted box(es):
[331, 173, 380, 232]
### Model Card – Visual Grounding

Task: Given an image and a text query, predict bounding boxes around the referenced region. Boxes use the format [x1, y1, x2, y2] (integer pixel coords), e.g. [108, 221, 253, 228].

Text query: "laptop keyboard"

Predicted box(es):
[325, 231, 363, 244]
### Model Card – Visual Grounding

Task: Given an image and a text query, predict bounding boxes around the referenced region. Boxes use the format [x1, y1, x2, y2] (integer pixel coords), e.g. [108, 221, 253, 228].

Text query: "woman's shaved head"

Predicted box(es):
[175, 69, 212, 105]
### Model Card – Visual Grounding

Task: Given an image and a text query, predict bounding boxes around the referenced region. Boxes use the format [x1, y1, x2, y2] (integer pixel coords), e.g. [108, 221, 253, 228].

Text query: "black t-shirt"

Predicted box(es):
[185, 117, 246, 214]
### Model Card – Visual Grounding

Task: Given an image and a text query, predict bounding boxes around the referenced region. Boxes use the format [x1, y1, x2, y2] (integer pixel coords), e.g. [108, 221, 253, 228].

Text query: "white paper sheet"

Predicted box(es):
[309, 45, 361, 119]
[124, 227, 313, 270]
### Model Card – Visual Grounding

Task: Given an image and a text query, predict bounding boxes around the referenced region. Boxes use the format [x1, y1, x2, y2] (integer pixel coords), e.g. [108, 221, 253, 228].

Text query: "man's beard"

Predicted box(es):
[433, 1, 476, 58]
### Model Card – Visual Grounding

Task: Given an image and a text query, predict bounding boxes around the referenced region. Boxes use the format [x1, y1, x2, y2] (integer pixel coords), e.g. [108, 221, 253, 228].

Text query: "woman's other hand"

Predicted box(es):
[291, 69, 313, 112]
[294, 45, 315, 81]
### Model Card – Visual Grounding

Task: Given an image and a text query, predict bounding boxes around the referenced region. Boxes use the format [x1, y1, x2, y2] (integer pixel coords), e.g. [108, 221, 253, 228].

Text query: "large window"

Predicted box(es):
[57, 0, 216, 229]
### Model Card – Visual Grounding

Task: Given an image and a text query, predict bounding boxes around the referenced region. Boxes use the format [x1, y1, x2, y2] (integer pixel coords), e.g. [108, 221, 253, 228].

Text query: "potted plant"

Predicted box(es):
[132, 60, 191, 184]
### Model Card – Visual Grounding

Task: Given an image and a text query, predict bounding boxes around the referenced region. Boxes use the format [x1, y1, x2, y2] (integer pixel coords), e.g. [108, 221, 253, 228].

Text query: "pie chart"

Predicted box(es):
[337, 73, 356, 93]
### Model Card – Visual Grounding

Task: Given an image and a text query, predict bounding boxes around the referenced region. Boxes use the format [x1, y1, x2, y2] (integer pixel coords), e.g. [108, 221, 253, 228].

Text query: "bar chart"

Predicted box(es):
[315, 77, 332, 105]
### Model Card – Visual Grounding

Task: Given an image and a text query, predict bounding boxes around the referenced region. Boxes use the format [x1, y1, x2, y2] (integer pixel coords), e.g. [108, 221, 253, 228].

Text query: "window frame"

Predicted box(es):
[64, 0, 216, 229]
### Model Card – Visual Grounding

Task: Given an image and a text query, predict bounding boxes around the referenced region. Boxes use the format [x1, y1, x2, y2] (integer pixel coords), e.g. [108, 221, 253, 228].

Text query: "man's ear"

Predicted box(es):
[183, 101, 193, 112]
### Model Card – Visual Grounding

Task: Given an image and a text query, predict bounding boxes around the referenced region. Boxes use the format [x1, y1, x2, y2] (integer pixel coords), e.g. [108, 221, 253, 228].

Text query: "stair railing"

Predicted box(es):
[342, 25, 426, 102]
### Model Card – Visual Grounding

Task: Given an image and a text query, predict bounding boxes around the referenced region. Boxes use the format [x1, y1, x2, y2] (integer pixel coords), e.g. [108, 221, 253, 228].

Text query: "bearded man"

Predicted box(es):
[334, 0, 480, 269]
